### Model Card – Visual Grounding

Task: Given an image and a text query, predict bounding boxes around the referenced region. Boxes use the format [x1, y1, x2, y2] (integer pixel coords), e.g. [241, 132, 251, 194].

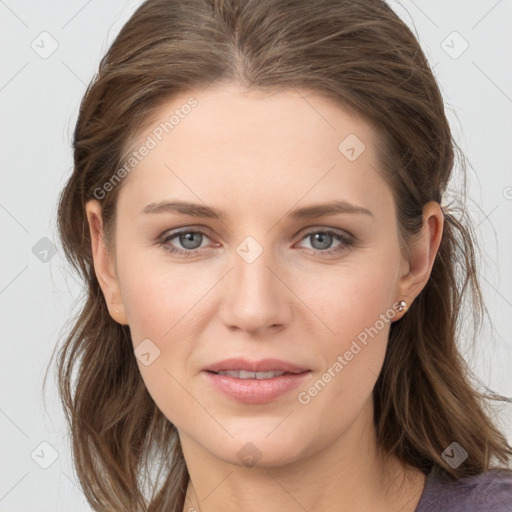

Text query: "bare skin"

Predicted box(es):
[86, 84, 443, 511]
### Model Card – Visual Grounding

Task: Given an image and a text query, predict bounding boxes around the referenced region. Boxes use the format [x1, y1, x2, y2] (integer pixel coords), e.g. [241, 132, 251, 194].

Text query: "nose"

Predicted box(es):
[218, 244, 293, 335]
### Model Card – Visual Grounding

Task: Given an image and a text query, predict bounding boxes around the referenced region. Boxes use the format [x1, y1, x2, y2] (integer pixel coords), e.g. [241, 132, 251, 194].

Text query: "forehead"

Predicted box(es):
[117, 84, 392, 220]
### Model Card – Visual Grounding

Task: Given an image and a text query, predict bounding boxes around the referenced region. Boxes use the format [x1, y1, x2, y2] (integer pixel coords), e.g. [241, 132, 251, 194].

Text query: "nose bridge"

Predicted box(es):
[233, 233, 279, 303]
[220, 233, 290, 333]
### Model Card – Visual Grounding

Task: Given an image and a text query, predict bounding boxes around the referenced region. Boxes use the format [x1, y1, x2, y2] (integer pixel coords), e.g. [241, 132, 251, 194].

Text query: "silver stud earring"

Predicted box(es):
[396, 300, 407, 312]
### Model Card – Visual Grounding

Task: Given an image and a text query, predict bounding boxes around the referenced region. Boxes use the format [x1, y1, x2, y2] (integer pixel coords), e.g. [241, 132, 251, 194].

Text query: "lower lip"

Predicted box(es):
[203, 371, 311, 404]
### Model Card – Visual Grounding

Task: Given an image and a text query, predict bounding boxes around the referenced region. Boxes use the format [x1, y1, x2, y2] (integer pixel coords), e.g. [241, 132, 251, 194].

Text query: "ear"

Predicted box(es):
[394, 201, 444, 319]
[85, 199, 128, 325]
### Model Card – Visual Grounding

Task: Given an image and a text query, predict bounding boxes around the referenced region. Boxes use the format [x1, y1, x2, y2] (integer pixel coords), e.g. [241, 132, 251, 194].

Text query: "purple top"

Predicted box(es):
[414, 466, 512, 511]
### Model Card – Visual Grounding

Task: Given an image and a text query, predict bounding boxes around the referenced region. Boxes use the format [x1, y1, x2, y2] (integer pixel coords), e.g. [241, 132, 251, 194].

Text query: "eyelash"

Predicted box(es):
[157, 227, 355, 258]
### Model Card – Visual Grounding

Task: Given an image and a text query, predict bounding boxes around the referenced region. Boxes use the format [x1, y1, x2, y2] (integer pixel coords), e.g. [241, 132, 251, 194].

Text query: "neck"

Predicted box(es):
[180, 397, 426, 512]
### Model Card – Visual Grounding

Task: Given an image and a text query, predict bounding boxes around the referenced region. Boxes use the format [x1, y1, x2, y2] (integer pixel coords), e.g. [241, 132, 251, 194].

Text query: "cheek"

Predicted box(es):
[115, 247, 219, 413]
[296, 254, 399, 342]
[117, 244, 211, 344]
[292, 254, 399, 403]
[118, 261, 206, 427]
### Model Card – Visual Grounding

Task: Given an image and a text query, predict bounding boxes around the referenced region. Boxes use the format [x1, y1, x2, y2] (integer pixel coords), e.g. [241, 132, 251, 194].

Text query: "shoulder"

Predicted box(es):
[414, 467, 512, 512]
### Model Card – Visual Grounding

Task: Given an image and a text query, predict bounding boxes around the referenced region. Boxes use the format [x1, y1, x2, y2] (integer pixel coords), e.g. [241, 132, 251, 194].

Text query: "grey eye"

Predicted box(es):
[176, 232, 204, 250]
[308, 232, 334, 250]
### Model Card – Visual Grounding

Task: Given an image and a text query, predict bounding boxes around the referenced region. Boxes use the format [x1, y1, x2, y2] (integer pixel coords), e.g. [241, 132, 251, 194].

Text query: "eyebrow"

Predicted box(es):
[141, 199, 374, 221]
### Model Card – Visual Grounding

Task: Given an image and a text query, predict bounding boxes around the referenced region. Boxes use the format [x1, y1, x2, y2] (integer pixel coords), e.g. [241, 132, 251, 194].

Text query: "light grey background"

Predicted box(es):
[1, 1, 511, 510]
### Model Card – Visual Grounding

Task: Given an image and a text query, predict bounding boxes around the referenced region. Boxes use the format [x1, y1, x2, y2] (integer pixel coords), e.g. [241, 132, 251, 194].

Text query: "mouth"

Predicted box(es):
[203, 357, 310, 375]
[202, 358, 311, 404]
[206, 369, 303, 379]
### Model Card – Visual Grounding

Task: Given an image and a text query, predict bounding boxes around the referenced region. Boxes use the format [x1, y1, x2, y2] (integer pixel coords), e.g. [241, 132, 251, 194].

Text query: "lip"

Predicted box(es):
[202, 358, 311, 404]
[203, 371, 311, 404]
[203, 357, 310, 374]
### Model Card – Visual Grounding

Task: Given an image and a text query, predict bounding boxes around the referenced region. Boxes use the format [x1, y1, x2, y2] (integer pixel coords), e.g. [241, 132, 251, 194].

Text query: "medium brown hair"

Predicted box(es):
[48, 0, 512, 510]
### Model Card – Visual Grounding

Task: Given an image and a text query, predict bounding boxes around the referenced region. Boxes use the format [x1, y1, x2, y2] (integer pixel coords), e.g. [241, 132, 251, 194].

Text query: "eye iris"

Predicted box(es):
[179, 232, 202, 249]
[310, 232, 332, 250]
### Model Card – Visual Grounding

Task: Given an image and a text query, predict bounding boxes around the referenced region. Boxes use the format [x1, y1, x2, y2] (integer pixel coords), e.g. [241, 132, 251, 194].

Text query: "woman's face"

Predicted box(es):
[88, 84, 421, 467]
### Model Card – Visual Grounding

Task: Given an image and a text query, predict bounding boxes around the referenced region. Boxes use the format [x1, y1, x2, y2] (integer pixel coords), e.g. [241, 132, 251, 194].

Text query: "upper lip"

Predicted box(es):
[203, 358, 310, 374]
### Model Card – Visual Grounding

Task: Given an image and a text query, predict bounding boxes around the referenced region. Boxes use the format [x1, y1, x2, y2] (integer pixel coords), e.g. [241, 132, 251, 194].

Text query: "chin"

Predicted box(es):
[207, 427, 313, 468]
